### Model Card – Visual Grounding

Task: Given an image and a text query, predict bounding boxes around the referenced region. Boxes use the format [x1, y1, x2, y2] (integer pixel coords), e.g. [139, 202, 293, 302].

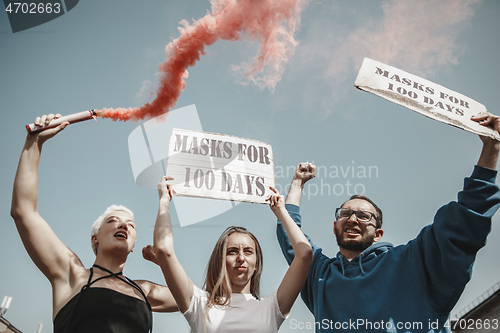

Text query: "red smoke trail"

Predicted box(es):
[98, 0, 304, 122]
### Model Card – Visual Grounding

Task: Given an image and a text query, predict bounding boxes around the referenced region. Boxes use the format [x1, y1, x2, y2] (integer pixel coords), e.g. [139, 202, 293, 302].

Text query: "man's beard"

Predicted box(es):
[335, 230, 375, 252]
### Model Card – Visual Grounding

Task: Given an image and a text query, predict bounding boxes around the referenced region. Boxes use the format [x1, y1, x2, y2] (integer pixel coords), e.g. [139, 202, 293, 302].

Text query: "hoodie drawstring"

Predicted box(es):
[338, 253, 368, 276]
[358, 253, 366, 276]
[339, 255, 346, 276]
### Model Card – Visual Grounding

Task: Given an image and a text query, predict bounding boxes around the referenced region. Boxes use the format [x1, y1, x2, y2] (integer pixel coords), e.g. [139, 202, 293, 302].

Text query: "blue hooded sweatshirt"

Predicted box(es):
[277, 166, 500, 332]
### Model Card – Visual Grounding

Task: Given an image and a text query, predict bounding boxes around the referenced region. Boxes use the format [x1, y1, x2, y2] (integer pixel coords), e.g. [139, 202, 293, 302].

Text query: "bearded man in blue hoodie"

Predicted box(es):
[277, 112, 500, 333]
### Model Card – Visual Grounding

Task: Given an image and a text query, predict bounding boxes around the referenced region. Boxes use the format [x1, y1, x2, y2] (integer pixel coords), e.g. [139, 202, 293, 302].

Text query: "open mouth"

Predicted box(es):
[114, 231, 128, 239]
[344, 228, 361, 236]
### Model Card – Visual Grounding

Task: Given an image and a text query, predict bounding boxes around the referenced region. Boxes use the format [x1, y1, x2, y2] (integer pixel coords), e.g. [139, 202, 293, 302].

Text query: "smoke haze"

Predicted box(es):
[99, 0, 305, 122]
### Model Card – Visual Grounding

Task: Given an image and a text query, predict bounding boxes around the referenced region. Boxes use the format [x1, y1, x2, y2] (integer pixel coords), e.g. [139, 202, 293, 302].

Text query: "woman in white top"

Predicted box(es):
[143, 176, 313, 333]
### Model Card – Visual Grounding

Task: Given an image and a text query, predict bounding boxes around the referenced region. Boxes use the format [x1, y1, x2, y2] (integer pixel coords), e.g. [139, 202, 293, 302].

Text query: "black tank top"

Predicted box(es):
[53, 265, 152, 333]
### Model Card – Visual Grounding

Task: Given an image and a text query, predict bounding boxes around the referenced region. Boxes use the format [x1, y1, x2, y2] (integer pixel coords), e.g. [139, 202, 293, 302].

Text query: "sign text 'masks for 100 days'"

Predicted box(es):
[166, 128, 275, 204]
[355, 57, 500, 141]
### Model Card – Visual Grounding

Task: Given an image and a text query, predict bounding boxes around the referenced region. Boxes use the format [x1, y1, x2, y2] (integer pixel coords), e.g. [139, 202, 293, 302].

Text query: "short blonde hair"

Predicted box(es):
[90, 205, 134, 255]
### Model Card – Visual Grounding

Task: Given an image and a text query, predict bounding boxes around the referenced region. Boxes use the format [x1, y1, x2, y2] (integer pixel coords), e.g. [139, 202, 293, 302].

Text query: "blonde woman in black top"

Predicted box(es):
[11, 114, 178, 333]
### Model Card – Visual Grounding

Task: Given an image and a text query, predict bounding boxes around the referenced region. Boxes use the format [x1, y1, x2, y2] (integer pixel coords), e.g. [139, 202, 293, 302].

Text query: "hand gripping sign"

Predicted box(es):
[166, 128, 275, 204]
[354, 57, 500, 141]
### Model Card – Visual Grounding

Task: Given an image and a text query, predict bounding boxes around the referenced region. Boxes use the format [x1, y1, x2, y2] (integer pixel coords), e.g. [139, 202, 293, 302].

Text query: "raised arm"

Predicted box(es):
[10, 114, 79, 284]
[277, 163, 317, 266]
[267, 187, 313, 317]
[471, 112, 500, 169]
[411, 112, 500, 314]
[152, 176, 194, 313]
[285, 162, 316, 207]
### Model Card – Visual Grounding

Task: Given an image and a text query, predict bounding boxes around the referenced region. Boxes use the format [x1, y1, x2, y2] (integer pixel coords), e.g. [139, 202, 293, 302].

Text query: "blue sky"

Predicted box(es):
[1, 1, 499, 332]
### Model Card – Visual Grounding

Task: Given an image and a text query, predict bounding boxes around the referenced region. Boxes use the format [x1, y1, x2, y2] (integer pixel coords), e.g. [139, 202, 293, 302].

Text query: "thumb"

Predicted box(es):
[40, 121, 69, 137]
[54, 121, 69, 133]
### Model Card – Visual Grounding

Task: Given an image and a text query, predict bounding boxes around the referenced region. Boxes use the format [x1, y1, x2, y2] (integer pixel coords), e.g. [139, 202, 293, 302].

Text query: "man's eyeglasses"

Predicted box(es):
[335, 208, 379, 226]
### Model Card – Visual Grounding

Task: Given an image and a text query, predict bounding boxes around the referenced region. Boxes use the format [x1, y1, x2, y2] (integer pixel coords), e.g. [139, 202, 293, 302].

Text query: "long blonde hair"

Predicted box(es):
[203, 226, 263, 308]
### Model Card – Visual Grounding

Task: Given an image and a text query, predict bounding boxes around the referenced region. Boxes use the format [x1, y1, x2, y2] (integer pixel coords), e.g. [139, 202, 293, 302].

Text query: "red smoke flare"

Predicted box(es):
[98, 0, 304, 122]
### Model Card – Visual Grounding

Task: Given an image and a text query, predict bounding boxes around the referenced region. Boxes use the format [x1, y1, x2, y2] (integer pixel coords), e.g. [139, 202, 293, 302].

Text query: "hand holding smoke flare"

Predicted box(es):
[26, 110, 99, 133]
[97, 0, 305, 122]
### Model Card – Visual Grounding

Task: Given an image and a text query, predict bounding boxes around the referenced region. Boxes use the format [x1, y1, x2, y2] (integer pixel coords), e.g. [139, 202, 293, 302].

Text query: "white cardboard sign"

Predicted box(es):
[166, 128, 275, 204]
[354, 57, 499, 141]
